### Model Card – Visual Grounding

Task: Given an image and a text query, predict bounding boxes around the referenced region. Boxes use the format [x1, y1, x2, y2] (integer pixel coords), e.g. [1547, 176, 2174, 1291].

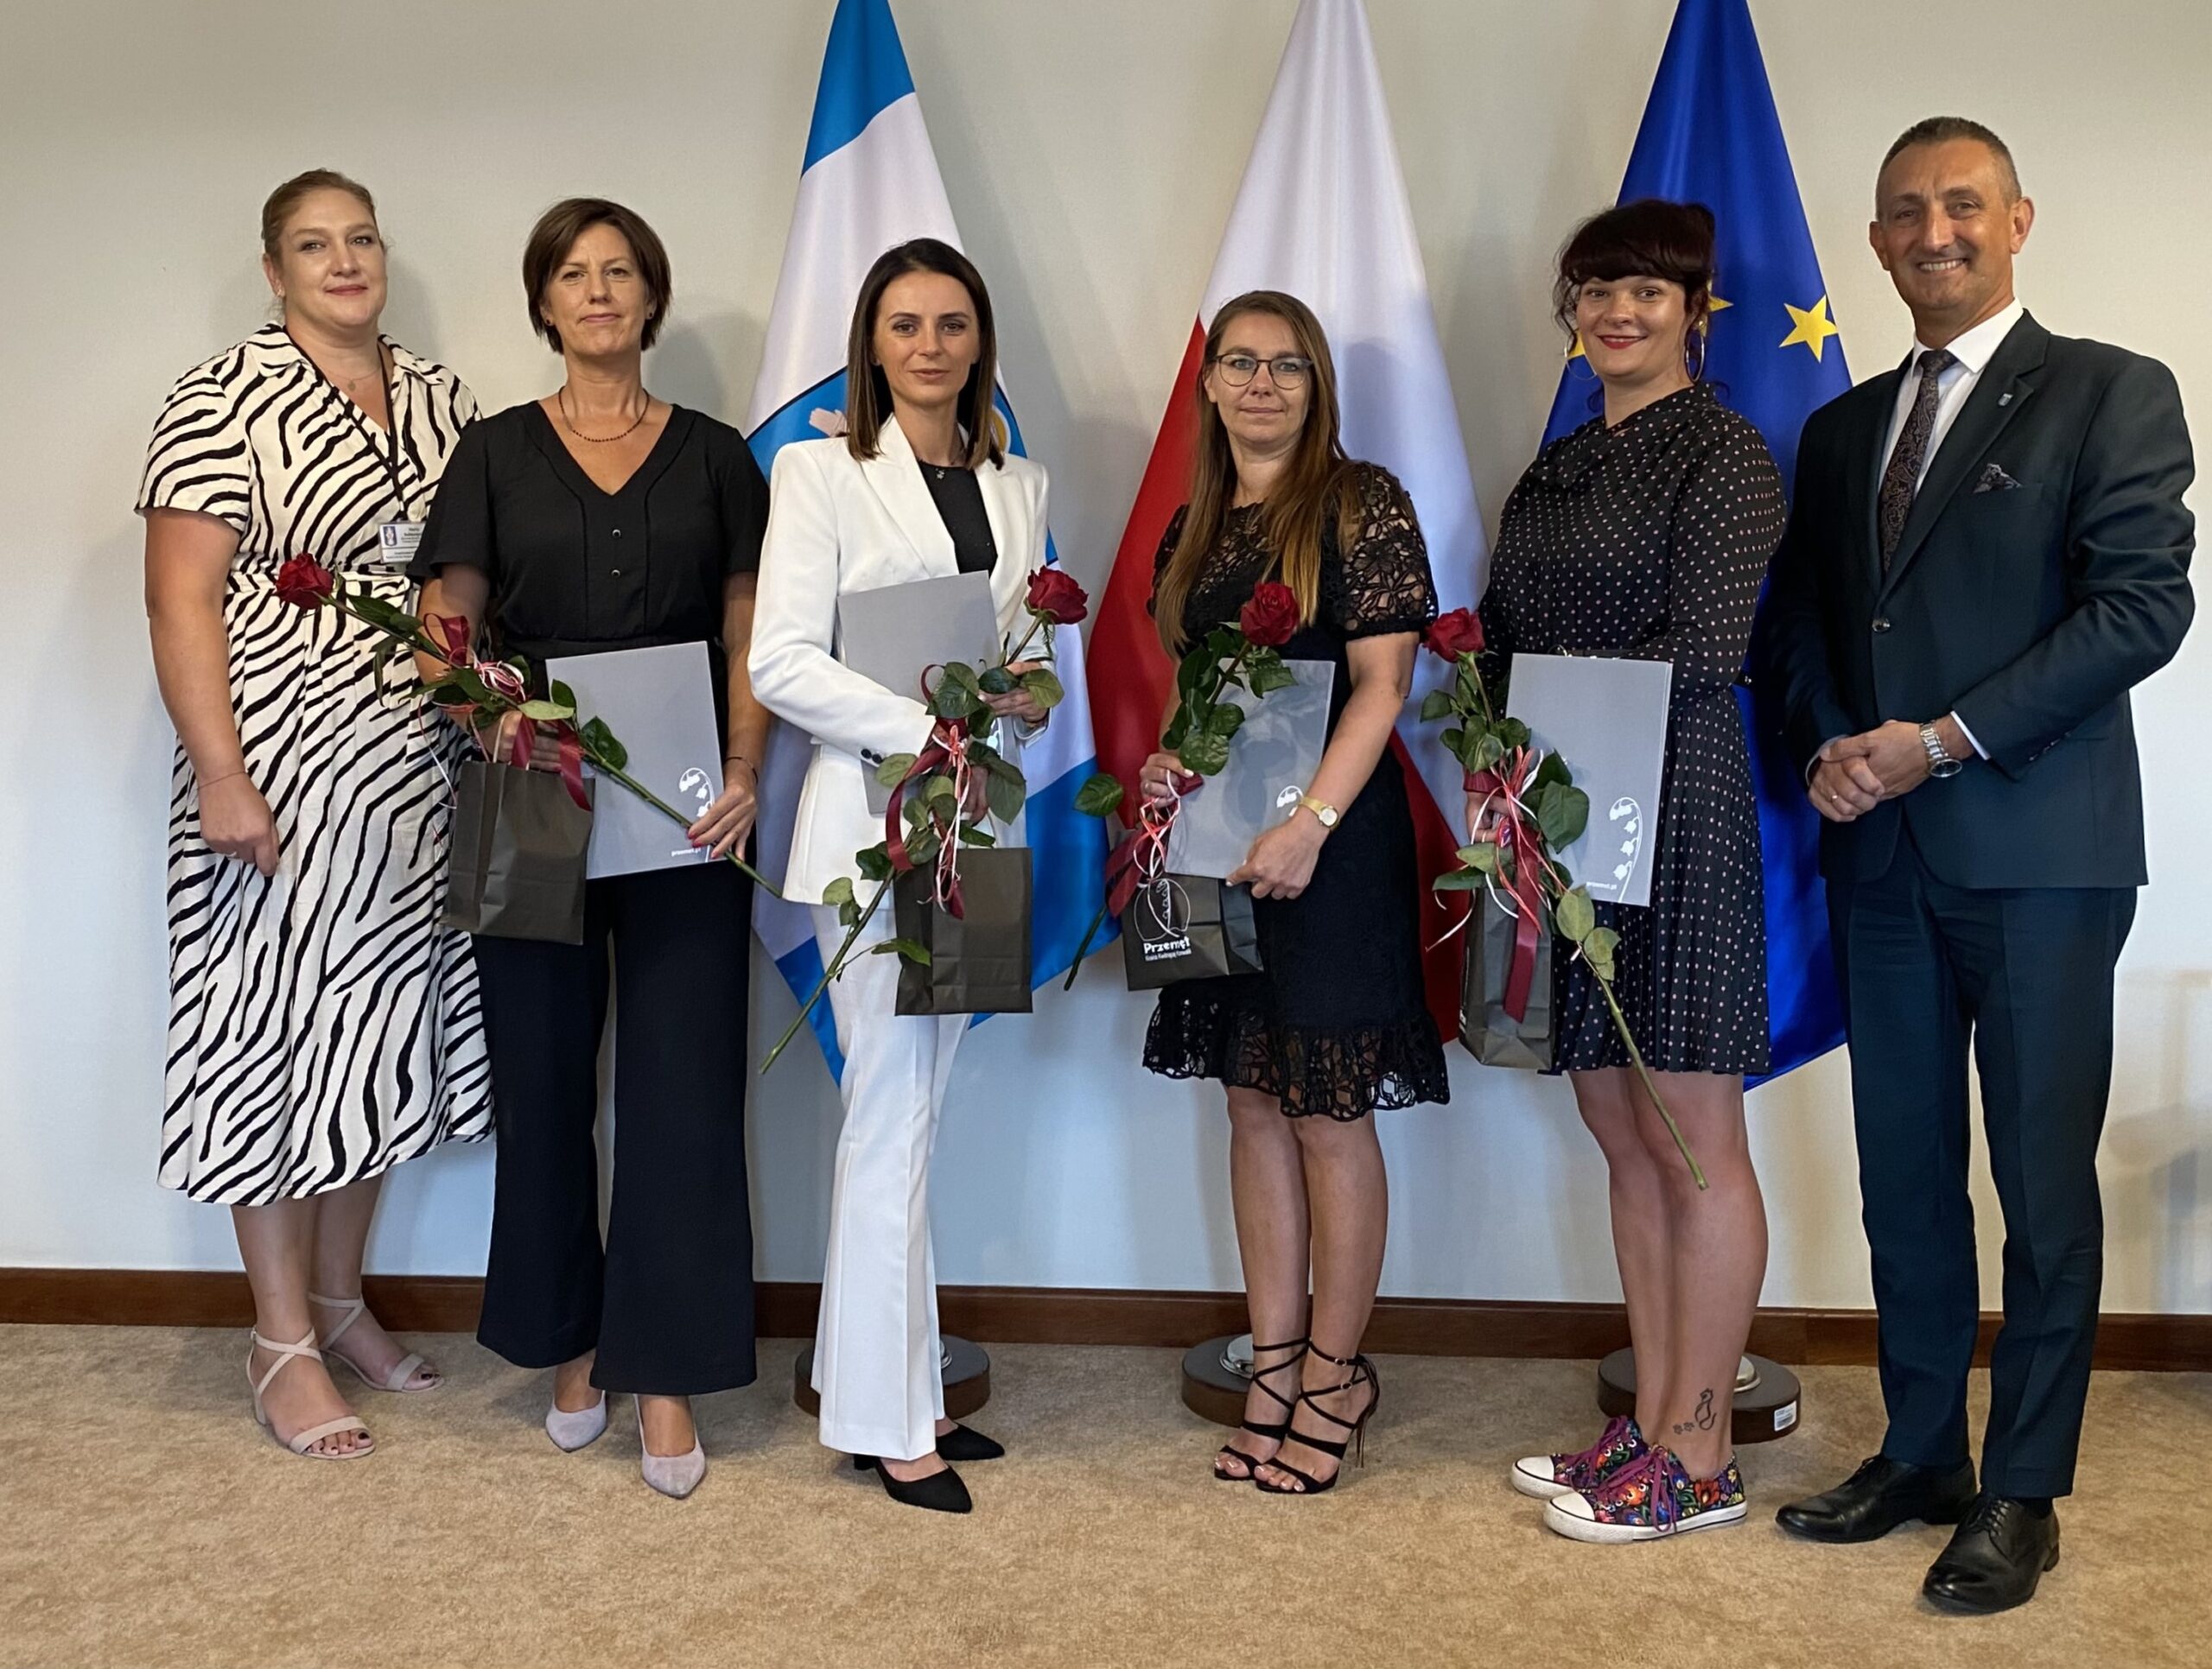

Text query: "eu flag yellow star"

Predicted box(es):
[1779, 295, 1841, 361]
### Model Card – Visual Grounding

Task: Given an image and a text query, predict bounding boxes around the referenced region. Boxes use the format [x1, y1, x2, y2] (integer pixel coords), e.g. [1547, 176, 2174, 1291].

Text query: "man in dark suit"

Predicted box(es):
[1755, 116, 2194, 1613]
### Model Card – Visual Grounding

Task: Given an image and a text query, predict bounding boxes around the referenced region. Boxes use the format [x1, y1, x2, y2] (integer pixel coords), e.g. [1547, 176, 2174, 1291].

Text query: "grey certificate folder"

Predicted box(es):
[1504, 653, 1673, 908]
[544, 641, 723, 880]
[1166, 658, 1337, 880]
[837, 570, 1000, 815]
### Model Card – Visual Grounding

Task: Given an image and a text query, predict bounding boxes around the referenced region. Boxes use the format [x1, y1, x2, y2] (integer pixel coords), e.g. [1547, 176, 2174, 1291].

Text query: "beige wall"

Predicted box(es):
[2, 0, 2204, 1310]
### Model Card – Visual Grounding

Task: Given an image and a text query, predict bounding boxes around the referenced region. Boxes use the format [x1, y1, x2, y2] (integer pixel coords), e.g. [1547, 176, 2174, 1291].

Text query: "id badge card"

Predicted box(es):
[372, 520, 423, 568]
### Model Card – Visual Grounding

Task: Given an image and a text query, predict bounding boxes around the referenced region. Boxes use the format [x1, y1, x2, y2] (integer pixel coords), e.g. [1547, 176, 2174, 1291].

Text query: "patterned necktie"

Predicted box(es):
[1878, 346, 1956, 570]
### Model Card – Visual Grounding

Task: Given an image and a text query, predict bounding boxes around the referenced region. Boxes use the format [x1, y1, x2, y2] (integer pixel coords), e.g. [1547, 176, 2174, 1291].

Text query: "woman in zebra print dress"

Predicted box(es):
[139, 171, 493, 1459]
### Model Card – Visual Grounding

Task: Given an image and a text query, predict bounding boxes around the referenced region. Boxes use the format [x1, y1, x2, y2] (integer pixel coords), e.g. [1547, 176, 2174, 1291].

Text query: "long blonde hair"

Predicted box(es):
[1154, 290, 1357, 653]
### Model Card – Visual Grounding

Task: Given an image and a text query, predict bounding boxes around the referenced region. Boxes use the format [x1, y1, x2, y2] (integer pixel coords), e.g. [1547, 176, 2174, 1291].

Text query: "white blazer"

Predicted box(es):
[750, 411, 1048, 904]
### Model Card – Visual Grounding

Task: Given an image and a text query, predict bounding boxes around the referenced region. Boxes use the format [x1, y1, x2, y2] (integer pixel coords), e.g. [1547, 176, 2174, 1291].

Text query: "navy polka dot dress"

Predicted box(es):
[1480, 383, 1783, 1076]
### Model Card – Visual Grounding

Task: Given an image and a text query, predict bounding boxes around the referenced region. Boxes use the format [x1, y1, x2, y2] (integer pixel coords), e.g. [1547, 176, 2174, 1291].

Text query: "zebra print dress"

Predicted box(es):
[137, 323, 493, 1204]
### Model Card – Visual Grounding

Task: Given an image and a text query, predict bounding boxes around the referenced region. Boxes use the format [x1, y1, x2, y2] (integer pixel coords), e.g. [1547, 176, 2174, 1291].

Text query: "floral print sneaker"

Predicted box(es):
[1543, 1445, 1748, 1542]
[1510, 1414, 1649, 1501]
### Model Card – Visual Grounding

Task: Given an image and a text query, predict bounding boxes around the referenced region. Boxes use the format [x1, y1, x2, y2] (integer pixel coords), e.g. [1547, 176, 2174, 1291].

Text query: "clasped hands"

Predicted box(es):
[1808, 715, 1967, 824]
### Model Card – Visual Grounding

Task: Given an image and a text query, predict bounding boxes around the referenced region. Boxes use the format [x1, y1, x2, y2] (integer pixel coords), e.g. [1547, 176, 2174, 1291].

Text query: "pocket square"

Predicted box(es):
[1974, 461, 2024, 493]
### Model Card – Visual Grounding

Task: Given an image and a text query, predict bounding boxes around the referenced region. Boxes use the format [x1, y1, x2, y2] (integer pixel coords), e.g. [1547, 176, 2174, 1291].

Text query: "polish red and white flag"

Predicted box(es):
[1084, 0, 1486, 1030]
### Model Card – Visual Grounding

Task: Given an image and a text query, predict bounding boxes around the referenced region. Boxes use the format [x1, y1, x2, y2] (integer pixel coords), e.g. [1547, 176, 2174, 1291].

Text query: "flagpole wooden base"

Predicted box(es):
[1596, 1349, 1802, 1445]
[1180, 1335, 1254, 1427]
[791, 1337, 992, 1421]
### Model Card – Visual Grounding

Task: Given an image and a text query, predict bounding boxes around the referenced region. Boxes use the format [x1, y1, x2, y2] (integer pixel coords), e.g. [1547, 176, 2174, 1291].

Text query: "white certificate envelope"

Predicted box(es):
[838, 570, 1001, 814]
[544, 642, 722, 879]
[1504, 653, 1673, 908]
[1166, 658, 1337, 880]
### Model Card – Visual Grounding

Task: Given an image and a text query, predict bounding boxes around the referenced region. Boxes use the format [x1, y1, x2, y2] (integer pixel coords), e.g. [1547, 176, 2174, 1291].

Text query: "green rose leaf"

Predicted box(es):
[1472, 732, 1507, 772]
[874, 937, 932, 966]
[823, 876, 855, 911]
[1554, 885, 1597, 944]
[1019, 666, 1065, 709]
[876, 752, 918, 788]
[518, 699, 570, 721]
[1500, 718, 1535, 756]
[1247, 658, 1296, 697]
[1205, 702, 1245, 739]
[984, 770, 1027, 824]
[579, 716, 626, 770]
[957, 823, 997, 847]
[1420, 688, 1458, 724]
[1073, 772, 1125, 819]
[924, 775, 958, 811]
[1535, 782, 1590, 853]
[549, 679, 576, 711]
[1455, 842, 1500, 874]
[977, 665, 1018, 696]
[1179, 730, 1230, 777]
[1432, 870, 1484, 892]
[855, 847, 894, 883]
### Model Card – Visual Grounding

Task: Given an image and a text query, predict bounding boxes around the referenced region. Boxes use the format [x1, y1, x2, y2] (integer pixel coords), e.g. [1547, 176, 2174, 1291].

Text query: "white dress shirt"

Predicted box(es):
[1868, 299, 2027, 760]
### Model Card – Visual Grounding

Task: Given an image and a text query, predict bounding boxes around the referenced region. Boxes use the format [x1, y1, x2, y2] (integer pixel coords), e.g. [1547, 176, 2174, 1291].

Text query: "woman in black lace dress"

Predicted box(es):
[1484, 202, 1785, 1544]
[1140, 291, 1446, 1495]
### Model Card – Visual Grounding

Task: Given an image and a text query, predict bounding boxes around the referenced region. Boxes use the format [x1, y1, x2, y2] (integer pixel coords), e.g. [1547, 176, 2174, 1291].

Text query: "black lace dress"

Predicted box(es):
[1141, 463, 1450, 1119]
[1479, 383, 1783, 1076]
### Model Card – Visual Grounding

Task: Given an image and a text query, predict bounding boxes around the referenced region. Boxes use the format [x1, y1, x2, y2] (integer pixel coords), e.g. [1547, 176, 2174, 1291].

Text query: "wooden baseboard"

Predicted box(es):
[3, 1269, 2205, 1371]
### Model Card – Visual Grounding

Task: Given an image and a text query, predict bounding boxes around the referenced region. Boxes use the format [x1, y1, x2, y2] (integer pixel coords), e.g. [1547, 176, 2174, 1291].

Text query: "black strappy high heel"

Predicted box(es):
[1214, 1336, 1309, 1482]
[1254, 1346, 1380, 1496]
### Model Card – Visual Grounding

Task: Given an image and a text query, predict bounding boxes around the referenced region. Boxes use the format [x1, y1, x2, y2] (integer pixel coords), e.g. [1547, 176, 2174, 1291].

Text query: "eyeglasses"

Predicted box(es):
[1210, 352, 1313, 389]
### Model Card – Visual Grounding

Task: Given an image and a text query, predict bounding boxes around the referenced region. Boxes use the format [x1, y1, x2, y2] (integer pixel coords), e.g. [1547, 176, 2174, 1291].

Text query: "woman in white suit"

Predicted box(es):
[750, 238, 1048, 1514]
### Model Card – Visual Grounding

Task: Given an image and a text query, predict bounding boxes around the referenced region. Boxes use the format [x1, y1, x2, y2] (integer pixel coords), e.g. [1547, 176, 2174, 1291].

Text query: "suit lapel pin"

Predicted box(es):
[1997, 391, 2013, 407]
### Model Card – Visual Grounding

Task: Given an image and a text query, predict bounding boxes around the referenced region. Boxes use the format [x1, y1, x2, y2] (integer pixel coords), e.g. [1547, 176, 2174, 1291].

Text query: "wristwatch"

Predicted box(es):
[1918, 721, 1963, 779]
[1294, 794, 1340, 830]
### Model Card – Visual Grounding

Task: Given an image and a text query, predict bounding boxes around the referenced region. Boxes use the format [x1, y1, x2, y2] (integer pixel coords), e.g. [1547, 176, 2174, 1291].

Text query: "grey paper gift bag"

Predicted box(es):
[439, 760, 593, 945]
[892, 847, 1033, 1016]
[1460, 892, 1554, 1070]
[1121, 874, 1264, 990]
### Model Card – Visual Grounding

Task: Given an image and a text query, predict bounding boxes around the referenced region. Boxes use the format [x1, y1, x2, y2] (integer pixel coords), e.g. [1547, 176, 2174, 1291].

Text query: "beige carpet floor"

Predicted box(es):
[1, 1326, 2207, 1668]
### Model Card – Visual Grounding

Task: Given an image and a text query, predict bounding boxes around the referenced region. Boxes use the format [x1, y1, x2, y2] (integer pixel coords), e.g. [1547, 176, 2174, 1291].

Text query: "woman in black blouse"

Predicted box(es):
[412, 199, 770, 1500]
[1141, 291, 1446, 1495]
[1485, 201, 1785, 1542]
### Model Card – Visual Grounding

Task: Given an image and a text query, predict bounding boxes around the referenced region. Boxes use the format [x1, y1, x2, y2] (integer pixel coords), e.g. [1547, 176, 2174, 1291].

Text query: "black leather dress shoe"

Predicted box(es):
[1923, 1495, 2060, 1614]
[1775, 1454, 1978, 1543]
[935, 1423, 1004, 1463]
[853, 1453, 974, 1514]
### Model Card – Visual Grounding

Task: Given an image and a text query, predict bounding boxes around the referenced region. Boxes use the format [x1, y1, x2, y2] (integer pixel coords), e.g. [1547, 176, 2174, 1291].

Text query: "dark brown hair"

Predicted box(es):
[843, 238, 1002, 469]
[1153, 290, 1357, 654]
[1553, 198, 1718, 342]
[522, 198, 673, 353]
[1880, 116, 2022, 202]
[260, 169, 378, 261]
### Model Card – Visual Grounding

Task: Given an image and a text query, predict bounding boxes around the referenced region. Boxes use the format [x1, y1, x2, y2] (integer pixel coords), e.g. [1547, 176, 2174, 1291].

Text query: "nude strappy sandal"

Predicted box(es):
[308, 1292, 438, 1392]
[248, 1329, 374, 1459]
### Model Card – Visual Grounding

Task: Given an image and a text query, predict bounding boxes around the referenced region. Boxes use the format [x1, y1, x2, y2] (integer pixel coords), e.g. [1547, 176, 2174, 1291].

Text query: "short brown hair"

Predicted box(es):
[1553, 198, 1718, 338]
[1880, 117, 2022, 203]
[843, 239, 1002, 469]
[261, 169, 377, 260]
[522, 198, 673, 353]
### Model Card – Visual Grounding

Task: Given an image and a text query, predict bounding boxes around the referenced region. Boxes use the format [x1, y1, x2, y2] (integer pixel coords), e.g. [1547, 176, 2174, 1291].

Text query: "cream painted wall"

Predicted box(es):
[2, 0, 2205, 1312]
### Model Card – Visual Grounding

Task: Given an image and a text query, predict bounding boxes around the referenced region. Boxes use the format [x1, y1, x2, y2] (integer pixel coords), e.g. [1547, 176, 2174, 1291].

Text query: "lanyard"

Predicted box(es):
[289, 329, 410, 517]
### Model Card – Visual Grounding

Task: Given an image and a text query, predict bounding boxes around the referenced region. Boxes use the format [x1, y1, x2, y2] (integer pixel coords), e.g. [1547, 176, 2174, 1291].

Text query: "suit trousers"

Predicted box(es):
[1827, 827, 2133, 1496]
[472, 861, 757, 1396]
[810, 899, 968, 1462]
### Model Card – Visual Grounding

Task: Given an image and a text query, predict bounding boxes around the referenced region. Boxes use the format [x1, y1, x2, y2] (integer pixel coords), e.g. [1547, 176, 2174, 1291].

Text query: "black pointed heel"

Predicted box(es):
[1254, 1347, 1380, 1496]
[935, 1423, 1004, 1463]
[1215, 1336, 1310, 1481]
[854, 1452, 974, 1514]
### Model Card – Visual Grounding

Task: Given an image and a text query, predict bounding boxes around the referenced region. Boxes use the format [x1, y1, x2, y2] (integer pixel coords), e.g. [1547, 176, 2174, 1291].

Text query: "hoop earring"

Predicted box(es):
[1686, 318, 1711, 382]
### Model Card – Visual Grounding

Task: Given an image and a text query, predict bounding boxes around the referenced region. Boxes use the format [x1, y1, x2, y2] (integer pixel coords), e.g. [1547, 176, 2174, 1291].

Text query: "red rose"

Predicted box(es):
[274, 555, 335, 609]
[1238, 581, 1300, 649]
[1426, 607, 1484, 661]
[1025, 567, 1090, 626]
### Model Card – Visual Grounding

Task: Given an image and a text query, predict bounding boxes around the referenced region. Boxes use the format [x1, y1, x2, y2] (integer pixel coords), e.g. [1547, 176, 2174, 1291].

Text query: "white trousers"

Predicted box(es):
[809, 901, 968, 1461]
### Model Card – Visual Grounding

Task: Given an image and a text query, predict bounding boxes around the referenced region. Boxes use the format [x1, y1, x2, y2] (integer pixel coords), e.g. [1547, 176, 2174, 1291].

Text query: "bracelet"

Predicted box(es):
[723, 752, 758, 774]
[200, 767, 248, 790]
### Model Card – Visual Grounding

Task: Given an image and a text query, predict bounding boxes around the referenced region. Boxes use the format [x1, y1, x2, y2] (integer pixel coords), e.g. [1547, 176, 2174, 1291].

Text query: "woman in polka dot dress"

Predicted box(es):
[1479, 201, 1785, 1543]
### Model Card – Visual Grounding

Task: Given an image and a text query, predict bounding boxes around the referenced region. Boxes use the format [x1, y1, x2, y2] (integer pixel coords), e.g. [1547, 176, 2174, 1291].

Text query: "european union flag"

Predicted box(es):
[1542, 0, 1850, 1083]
